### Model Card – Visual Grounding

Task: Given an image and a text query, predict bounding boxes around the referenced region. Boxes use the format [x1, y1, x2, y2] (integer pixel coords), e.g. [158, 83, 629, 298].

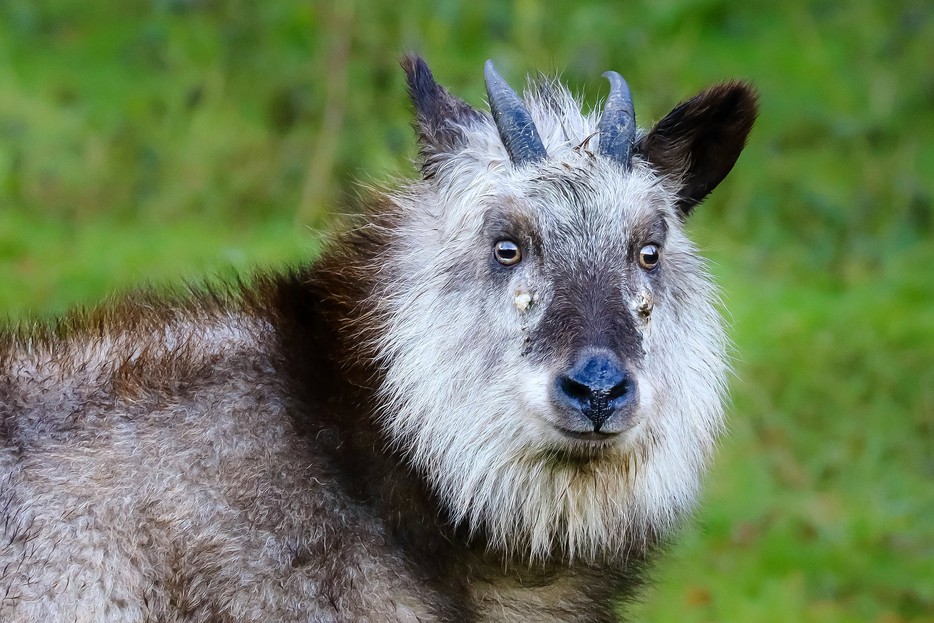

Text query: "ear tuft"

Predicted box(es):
[402, 54, 483, 175]
[638, 81, 758, 217]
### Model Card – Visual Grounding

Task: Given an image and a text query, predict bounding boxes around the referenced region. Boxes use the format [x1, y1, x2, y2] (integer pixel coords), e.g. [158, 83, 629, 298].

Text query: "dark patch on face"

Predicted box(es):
[526, 262, 643, 370]
[498, 176, 668, 370]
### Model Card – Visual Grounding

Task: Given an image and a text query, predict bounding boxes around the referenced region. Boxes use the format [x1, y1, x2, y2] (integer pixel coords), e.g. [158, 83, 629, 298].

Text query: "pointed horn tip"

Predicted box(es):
[483, 59, 505, 88]
[483, 60, 518, 112]
[602, 71, 633, 99]
[598, 70, 636, 169]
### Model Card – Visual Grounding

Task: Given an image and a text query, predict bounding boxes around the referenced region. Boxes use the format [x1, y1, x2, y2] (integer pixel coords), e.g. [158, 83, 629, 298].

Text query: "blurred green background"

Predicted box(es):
[0, 1, 931, 621]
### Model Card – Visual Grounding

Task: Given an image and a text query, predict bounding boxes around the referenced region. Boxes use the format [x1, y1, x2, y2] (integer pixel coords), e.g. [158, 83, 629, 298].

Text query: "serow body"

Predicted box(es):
[0, 56, 757, 622]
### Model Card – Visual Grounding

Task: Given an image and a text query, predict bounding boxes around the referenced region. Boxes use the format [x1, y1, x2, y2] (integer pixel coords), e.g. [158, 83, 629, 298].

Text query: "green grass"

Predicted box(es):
[0, 210, 315, 319]
[0, 1, 931, 621]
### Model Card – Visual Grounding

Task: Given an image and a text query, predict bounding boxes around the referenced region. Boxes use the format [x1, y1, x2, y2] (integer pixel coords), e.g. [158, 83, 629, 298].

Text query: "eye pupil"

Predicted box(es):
[639, 244, 660, 270]
[494, 240, 522, 266]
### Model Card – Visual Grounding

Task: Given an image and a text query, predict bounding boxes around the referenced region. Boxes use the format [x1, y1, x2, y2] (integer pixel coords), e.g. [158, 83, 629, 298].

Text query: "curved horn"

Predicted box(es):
[598, 71, 636, 170]
[484, 60, 547, 165]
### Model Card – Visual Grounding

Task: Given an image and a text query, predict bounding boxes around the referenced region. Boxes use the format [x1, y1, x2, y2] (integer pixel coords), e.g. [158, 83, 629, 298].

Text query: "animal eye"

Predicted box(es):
[493, 240, 522, 266]
[638, 244, 660, 270]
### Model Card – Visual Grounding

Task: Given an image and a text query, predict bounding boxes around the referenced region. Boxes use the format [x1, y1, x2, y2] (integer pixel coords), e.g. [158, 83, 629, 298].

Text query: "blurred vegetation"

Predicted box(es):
[0, 1, 931, 621]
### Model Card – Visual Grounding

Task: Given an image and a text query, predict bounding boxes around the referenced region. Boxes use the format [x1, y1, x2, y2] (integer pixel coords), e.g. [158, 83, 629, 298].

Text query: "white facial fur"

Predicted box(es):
[370, 83, 728, 562]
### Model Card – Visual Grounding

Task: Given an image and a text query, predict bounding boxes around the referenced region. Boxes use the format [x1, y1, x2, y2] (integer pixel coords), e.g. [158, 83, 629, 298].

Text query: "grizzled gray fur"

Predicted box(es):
[0, 56, 757, 622]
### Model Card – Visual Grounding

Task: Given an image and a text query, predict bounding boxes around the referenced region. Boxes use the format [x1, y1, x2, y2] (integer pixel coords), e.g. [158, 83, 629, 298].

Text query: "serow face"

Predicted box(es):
[380, 55, 757, 558]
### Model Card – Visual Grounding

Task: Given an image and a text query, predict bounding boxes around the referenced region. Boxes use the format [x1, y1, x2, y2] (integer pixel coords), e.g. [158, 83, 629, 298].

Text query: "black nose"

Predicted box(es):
[555, 351, 635, 431]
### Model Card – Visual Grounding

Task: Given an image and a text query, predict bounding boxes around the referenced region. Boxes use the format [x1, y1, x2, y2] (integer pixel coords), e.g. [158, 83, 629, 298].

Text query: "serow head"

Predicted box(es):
[382, 55, 758, 558]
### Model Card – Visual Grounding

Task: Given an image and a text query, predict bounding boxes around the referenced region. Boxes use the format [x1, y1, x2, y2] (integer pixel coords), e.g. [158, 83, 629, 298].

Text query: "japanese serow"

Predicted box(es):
[0, 56, 757, 622]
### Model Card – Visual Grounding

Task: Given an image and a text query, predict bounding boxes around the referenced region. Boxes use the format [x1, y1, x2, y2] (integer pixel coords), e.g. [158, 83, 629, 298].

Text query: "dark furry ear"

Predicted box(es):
[402, 54, 483, 175]
[638, 82, 758, 217]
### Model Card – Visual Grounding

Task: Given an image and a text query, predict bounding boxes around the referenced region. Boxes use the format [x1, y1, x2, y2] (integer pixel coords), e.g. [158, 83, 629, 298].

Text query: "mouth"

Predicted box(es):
[541, 428, 620, 465]
[556, 427, 621, 443]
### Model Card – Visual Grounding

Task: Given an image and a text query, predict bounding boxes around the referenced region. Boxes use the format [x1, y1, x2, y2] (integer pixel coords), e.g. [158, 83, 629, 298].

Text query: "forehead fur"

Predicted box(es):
[452, 79, 609, 169]
[397, 152, 675, 256]
[406, 78, 680, 232]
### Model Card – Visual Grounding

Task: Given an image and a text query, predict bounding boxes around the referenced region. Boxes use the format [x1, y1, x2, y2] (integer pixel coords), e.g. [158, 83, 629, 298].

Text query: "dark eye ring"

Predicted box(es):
[638, 244, 660, 270]
[493, 240, 522, 266]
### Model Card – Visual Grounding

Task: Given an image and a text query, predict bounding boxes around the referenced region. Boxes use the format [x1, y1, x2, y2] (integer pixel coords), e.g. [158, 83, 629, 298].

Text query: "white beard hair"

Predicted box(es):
[372, 258, 727, 563]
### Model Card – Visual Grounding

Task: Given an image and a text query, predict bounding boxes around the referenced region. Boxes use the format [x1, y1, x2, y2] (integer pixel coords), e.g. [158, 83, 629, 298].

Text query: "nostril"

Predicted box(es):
[559, 376, 592, 403]
[606, 377, 630, 402]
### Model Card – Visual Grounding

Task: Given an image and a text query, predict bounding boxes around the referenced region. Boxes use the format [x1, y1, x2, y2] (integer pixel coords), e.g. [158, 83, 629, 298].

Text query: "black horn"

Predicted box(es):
[598, 71, 636, 170]
[484, 60, 547, 165]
